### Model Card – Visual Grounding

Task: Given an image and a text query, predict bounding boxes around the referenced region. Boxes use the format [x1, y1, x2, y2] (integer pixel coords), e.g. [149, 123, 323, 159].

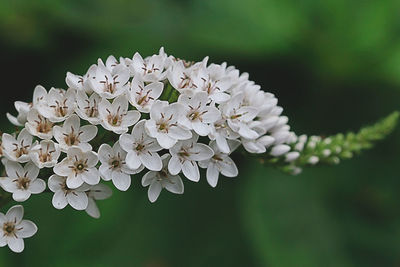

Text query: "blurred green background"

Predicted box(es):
[1, 0, 400, 266]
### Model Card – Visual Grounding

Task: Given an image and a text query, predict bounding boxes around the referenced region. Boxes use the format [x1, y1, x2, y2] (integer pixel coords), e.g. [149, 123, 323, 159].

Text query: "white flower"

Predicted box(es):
[242, 134, 275, 154]
[145, 101, 192, 149]
[6, 85, 47, 126]
[191, 66, 231, 103]
[0, 205, 37, 253]
[25, 108, 54, 140]
[90, 64, 130, 99]
[168, 134, 214, 182]
[6, 102, 30, 127]
[119, 120, 163, 171]
[208, 118, 240, 154]
[128, 77, 163, 113]
[168, 60, 196, 91]
[75, 91, 102, 125]
[142, 154, 184, 203]
[241, 127, 275, 154]
[130, 48, 168, 82]
[2, 129, 34, 163]
[85, 184, 113, 219]
[221, 93, 259, 139]
[53, 147, 100, 189]
[53, 114, 97, 152]
[0, 161, 46, 202]
[98, 142, 143, 191]
[65, 64, 97, 93]
[99, 55, 120, 72]
[37, 88, 76, 122]
[29, 140, 61, 168]
[48, 175, 89, 210]
[199, 140, 240, 188]
[98, 95, 140, 134]
[178, 91, 221, 136]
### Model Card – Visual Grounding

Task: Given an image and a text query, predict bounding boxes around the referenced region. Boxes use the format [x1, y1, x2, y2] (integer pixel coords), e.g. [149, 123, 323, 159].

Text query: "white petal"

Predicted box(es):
[164, 175, 184, 194]
[16, 220, 37, 238]
[99, 164, 113, 181]
[7, 236, 24, 253]
[220, 157, 239, 177]
[126, 151, 142, 170]
[48, 175, 64, 192]
[85, 198, 100, 219]
[79, 125, 98, 142]
[28, 179, 46, 194]
[6, 205, 24, 224]
[25, 162, 39, 179]
[121, 110, 140, 127]
[89, 184, 112, 200]
[156, 134, 177, 149]
[139, 152, 162, 171]
[13, 190, 31, 202]
[215, 135, 230, 154]
[66, 174, 84, 189]
[53, 159, 72, 176]
[85, 151, 99, 168]
[167, 156, 182, 175]
[142, 171, 157, 186]
[111, 172, 131, 191]
[80, 168, 100, 185]
[119, 134, 135, 152]
[98, 144, 113, 164]
[182, 161, 200, 182]
[168, 126, 192, 140]
[192, 121, 210, 136]
[190, 144, 214, 161]
[67, 191, 89, 210]
[52, 190, 68, 209]
[148, 181, 162, 203]
[206, 164, 220, 187]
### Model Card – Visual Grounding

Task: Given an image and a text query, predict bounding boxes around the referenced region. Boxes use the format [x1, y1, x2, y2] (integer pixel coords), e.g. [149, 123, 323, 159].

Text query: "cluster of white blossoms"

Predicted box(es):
[0, 47, 299, 252]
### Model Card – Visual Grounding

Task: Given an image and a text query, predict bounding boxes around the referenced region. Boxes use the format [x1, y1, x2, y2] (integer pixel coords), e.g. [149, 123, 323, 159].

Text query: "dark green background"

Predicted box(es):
[1, 0, 400, 266]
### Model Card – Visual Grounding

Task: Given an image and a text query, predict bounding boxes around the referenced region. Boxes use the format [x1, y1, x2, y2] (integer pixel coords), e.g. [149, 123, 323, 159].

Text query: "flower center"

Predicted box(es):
[84, 99, 98, 118]
[77, 163, 85, 171]
[16, 176, 31, 190]
[111, 159, 120, 168]
[50, 99, 69, 117]
[106, 107, 123, 127]
[13, 141, 29, 158]
[3, 222, 16, 236]
[38, 144, 56, 163]
[135, 143, 145, 152]
[73, 158, 88, 174]
[64, 128, 82, 146]
[136, 89, 153, 106]
[100, 76, 118, 94]
[212, 154, 223, 161]
[35, 116, 53, 134]
[178, 150, 191, 159]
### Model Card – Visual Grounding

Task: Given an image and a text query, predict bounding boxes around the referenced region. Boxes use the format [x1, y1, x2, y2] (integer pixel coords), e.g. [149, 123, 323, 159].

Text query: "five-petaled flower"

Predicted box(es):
[0, 205, 37, 253]
[119, 120, 163, 171]
[53, 147, 100, 189]
[142, 154, 184, 203]
[145, 100, 192, 149]
[0, 161, 46, 202]
[2, 129, 34, 163]
[53, 114, 97, 152]
[98, 142, 142, 191]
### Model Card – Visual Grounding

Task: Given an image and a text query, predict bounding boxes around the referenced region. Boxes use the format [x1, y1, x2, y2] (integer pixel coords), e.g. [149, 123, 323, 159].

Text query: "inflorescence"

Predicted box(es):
[0, 48, 397, 252]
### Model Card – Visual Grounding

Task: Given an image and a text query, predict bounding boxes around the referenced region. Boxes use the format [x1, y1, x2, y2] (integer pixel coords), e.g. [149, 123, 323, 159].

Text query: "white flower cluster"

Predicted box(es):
[0, 48, 297, 252]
